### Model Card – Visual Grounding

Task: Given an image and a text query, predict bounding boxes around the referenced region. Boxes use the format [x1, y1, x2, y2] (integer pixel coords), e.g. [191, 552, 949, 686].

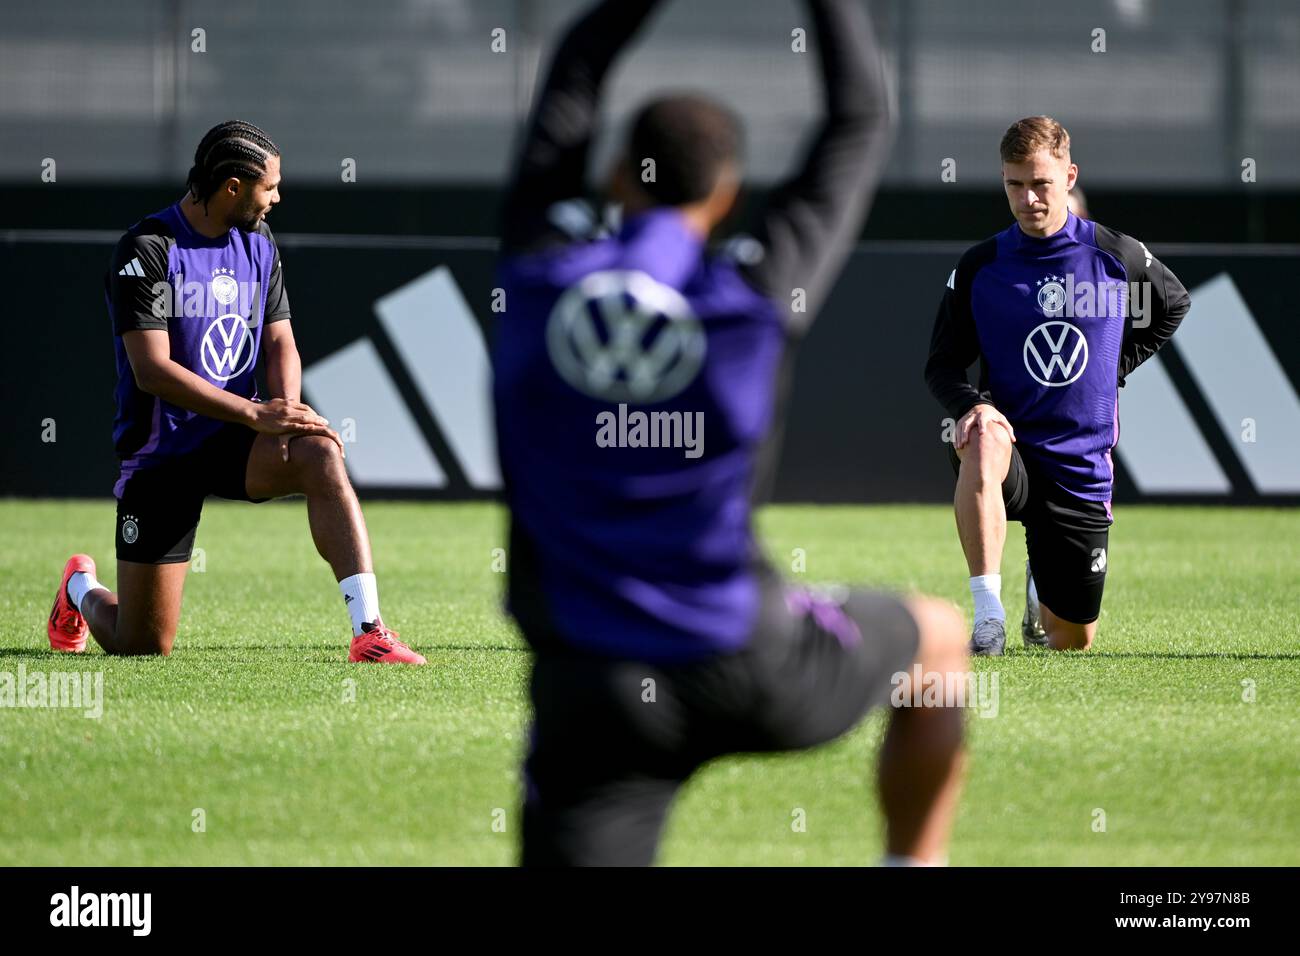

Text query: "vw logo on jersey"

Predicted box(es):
[1023, 321, 1088, 387]
[1036, 274, 1067, 316]
[545, 269, 706, 403]
[200, 313, 256, 382]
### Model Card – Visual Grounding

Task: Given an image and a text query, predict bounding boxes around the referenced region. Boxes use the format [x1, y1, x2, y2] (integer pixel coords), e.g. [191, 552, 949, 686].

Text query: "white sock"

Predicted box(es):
[339, 572, 381, 636]
[969, 573, 1004, 623]
[881, 854, 948, 867]
[67, 571, 107, 613]
[1027, 572, 1039, 607]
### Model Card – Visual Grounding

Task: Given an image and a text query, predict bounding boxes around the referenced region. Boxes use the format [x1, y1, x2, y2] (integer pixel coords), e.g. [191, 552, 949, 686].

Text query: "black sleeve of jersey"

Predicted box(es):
[499, 0, 664, 255]
[258, 223, 292, 325]
[1093, 223, 1191, 386]
[107, 226, 172, 335]
[737, 0, 896, 335]
[924, 239, 998, 421]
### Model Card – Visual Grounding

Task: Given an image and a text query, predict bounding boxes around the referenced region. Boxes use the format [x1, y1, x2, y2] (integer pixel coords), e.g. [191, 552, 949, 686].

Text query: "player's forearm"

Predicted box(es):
[550, 0, 662, 84]
[1114, 246, 1191, 384]
[1119, 299, 1189, 383]
[791, 0, 895, 200]
[925, 293, 986, 419]
[264, 342, 301, 403]
[925, 362, 987, 422]
[810, 0, 892, 125]
[924, 331, 987, 420]
[801, 0, 895, 205]
[742, 0, 895, 321]
[134, 359, 258, 427]
[503, 0, 663, 218]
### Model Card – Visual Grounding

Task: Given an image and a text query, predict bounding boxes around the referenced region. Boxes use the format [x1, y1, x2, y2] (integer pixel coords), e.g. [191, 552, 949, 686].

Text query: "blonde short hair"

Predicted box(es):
[1000, 116, 1071, 164]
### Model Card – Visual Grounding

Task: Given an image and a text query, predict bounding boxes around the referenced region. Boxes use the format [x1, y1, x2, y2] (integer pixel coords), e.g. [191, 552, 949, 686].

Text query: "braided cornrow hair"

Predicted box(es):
[186, 120, 280, 207]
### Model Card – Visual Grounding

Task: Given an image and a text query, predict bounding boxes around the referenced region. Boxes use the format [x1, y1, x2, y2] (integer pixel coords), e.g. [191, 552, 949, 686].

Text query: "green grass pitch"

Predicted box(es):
[1, 499, 1297, 866]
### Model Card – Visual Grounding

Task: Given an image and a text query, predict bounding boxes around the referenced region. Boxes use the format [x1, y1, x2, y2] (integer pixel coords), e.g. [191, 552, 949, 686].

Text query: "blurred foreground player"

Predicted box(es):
[925, 117, 1190, 655]
[47, 120, 424, 664]
[494, 0, 968, 866]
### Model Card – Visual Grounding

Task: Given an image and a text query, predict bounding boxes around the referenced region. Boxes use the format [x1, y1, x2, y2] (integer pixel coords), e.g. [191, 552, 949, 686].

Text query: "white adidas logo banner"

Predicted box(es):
[303, 265, 500, 490]
[1116, 273, 1300, 494]
[117, 257, 145, 277]
[301, 266, 1299, 498]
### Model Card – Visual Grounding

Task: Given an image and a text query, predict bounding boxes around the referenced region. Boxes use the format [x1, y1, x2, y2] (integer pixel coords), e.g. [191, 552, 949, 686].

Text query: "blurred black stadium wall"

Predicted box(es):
[4, 184, 1298, 504]
[4, 0, 1300, 504]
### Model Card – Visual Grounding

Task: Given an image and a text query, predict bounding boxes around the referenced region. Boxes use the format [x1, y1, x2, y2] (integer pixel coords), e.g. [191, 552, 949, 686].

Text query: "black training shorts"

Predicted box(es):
[115, 424, 265, 564]
[520, 570, 920, 866]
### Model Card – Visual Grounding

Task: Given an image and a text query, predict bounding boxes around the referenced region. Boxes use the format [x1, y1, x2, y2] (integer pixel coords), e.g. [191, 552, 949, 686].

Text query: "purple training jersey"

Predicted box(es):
[105, 201, 290, 495]
[495, 209, 786, 661]
[926, 211, 1191, 503]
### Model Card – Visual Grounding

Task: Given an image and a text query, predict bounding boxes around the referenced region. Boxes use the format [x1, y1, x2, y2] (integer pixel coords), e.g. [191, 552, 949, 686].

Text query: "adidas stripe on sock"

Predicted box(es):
[339, 572, 381, 636]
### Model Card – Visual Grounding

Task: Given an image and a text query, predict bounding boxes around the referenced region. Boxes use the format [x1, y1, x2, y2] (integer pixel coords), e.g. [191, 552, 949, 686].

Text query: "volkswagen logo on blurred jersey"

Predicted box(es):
[545, 269, 706, 403]
[200, 313, 256, 382]
[1024, 321, 1088, 387]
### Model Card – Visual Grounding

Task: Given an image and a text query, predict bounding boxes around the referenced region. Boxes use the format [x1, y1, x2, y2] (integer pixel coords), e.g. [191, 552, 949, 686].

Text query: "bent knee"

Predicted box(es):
[973, 423, 1011, 462]
[289, 435, 345, 482]
[292, 434, 342, 465]
[957, 425, 1011, 475]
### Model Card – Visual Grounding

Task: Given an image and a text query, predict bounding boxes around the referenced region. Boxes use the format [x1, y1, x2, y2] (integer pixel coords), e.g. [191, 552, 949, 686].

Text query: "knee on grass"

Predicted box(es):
[114, 631, 176, 656]
[1040, 606, 1096, 651]
[1047, 627, 1094, 652]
